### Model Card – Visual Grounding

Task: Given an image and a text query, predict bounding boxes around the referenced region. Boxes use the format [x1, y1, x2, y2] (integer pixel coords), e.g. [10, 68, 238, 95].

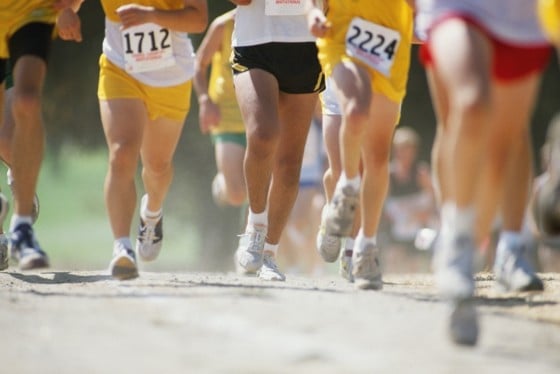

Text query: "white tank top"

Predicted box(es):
[232, 0, 315, 47]
[415, 0, 549, 46]
[102, 18, 196, 87]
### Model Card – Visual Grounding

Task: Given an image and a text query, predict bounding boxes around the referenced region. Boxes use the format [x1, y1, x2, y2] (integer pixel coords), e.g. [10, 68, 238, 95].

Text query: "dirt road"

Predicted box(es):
[1, 270, 559, 373]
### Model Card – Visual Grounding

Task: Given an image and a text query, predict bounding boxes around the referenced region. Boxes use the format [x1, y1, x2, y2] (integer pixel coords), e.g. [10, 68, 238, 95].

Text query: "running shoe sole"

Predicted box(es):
[110, 256, 139, 280]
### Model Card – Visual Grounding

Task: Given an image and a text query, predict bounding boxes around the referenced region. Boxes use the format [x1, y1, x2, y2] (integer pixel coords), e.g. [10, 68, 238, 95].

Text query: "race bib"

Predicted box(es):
[122, 23, 175, 73]
[265, 0, 306, 16]
[345, 18, 401, 77]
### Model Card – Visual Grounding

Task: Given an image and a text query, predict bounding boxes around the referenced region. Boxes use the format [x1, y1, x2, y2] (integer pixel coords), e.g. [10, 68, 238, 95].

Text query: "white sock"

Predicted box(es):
[141, 195, 162, 221]
[354, 229, 376, 254]
[264, 242, 279, 256]
[114, 237, 133, 251]
[10, 215, 32, 231]
[440, 203, 475, 237]
[344, 237, 355, 257]
[337, 172, 361, 192]
[247, 208, 268, 228]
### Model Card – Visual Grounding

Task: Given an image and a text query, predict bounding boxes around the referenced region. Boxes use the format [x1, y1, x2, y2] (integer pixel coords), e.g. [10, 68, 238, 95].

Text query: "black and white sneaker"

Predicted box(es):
[10, 223, 49, 270]
[136, 194, 163, 262]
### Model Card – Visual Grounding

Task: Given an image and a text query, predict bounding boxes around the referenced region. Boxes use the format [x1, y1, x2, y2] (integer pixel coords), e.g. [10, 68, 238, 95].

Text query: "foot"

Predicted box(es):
[235, 224, 267, 275]
[258, 252, 286, 281]
[110, 242, 138, 280]
[448, 298, 479, 346]
[339, 249, 354, 282]
[324, 185, 359, 238]
[136, 194, 163, 262]
[10, 223, 49, 270]
[433, 232, 475, 300]
[494, 240, 544, 292]
[316, 205, 342, 262]
[353, 244, 382, 290]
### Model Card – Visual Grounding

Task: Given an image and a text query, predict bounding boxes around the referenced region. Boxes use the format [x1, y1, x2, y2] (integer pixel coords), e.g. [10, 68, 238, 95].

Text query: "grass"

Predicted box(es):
[3, 147, 200, 271]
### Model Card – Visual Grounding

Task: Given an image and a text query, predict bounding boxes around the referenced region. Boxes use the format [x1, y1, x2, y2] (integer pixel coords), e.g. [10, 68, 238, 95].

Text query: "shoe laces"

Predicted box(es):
[113, 241, 135, 258]
[138, 218, 160, 244]
[238, 226, 266, 254]
[11, 224, 37, 249]
[263, 253, 280, 273]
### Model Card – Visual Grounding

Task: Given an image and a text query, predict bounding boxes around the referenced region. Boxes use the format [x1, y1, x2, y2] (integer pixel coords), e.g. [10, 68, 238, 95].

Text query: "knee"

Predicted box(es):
[343, 99, 370, 134]
[453, 84, 491, 122]
[247, 123, 279, 154]
[143, 157, 173, 178]
[226, 187, 247, 207]
[108, 143, 139, 177]
[11, 90, 41, 122]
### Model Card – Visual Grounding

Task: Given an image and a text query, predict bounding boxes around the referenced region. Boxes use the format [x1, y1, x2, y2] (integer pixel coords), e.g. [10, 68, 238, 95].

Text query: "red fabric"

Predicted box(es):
[418, 14, 552, 81]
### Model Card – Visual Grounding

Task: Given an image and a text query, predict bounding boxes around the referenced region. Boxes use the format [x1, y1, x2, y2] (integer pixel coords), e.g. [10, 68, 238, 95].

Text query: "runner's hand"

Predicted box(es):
[198, 97, 221, 134]
[307, 7, 330, 38]
[57, 8, 82, 42]
[117, 4, 156, 29]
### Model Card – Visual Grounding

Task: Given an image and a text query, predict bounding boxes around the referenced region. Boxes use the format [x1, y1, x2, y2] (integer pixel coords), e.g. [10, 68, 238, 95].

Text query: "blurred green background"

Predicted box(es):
[16, 2, 560, 272]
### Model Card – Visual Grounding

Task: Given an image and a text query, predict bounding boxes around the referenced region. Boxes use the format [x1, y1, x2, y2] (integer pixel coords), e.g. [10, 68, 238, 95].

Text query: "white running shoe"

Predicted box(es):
[316, 205, 342, 262]
[353, 244, 382, 290]
[433, 232, 475, 300]
[258, 252, 286, 281]
[324, 185, 359, 238]
[136, 194, 163, 262]
[110, 242, 138, 280]
[448, 298, 479, 346]
[235, 224, 267, 275]
[493, 240, 544, 292]
[339, 250, 354, 282]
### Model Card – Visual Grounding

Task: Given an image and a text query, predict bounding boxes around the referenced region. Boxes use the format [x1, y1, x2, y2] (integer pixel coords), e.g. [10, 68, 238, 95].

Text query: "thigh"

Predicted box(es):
[363, 94, 401, 157]
[428, 19, 492, 97]
[492, 73, 542, 136]
[234, 69, 280, 134]
[277, 92, 318, 163]
[331, 61, 373, 114]
[141, 115, 184, 166]
[100, 98, 147, 153]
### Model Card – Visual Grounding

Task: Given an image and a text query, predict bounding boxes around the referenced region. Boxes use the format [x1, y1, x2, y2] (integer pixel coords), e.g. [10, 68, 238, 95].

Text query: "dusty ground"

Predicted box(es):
[0, 270, 558, 373]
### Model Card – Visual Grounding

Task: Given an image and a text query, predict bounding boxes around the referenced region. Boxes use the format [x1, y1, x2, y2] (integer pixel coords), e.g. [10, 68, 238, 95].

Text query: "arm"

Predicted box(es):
[55, 0, 84, 42]
[194, 16, 228, 133]
[54, 0, 84, 12]
[305, 0, 330, 38]
[117, 0, 208, 33]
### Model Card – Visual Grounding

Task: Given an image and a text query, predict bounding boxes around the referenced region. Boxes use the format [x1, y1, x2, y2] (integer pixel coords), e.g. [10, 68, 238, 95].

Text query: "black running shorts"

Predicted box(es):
[8, 22, 54, 69]
[232, 42, 325, 94]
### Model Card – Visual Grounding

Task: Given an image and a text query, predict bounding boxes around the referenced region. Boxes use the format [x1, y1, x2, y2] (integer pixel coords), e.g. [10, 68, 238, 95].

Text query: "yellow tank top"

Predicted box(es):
[208, 13, 245, 134]
[101, 0, 185, 23]
[1, 1, 57, 21]
[0, 1, 58, 58]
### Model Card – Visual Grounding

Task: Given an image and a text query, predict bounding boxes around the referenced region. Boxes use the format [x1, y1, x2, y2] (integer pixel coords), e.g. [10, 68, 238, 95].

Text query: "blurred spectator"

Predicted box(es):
[381, 127, 438, 272]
